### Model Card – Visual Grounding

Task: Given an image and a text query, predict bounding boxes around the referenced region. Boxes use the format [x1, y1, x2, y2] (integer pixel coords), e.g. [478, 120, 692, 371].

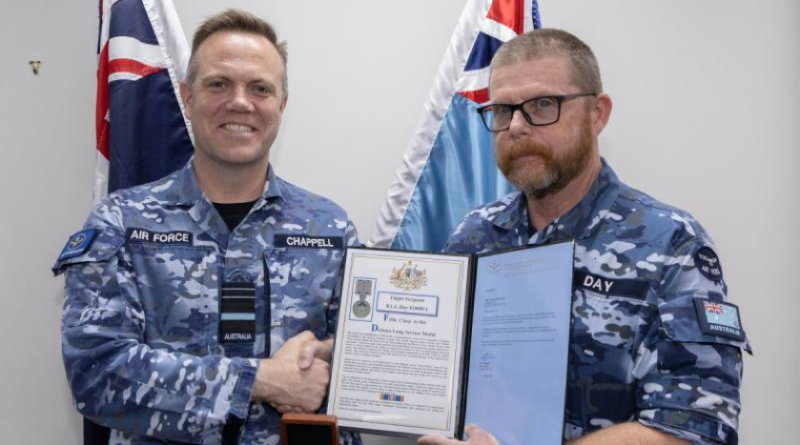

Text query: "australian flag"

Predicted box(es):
[371, 0, 541, 251]
[95, 0, 193, 198]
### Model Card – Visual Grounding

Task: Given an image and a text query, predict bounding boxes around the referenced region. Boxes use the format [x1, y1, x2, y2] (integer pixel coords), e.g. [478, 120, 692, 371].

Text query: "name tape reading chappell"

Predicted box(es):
[274, 234, 343, 249]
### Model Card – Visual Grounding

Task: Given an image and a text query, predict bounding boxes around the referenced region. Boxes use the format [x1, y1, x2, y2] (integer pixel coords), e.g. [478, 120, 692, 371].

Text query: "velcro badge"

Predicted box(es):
[574, 270, 648, 300]
[693, 298, 744, 341]
[694, 246, 723, 283]
[274, 234, 343, 249]
[220, 282, 256, 344]
[58, 229, 99, 261]
[126, 228, 193, 246]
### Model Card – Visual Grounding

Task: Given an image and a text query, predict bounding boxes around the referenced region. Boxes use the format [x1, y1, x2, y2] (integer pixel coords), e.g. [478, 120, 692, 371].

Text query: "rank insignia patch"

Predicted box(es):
[693, 298, 744, 341]
[220, 282, 256, 344]
[58, 229, 99, 261]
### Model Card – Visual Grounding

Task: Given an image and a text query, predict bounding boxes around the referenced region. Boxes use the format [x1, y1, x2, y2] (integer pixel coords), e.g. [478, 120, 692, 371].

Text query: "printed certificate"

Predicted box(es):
[328, 249, 472, 437]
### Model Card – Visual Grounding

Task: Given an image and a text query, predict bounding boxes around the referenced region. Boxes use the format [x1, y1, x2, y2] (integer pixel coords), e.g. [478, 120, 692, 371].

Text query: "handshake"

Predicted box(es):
[248, 330, 502, 445]
[251, 330, 334, 414]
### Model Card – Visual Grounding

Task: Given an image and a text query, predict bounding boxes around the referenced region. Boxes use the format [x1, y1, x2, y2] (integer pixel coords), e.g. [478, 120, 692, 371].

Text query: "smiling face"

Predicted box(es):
[181, 31, 287, 170]
[490, 57, 600, 199]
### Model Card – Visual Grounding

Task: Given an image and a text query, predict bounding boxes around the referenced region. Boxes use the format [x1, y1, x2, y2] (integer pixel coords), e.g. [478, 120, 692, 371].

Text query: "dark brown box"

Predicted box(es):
[280, 413, 339, 445]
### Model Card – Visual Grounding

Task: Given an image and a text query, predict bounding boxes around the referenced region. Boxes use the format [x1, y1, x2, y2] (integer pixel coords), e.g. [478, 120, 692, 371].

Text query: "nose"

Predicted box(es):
[507, 108, 532, 138]
[226, 85, 254, 112]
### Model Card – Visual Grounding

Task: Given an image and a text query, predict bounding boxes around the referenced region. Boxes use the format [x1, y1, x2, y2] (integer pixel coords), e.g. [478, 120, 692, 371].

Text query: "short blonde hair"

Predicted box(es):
[491, 28, 602, 94]
[185, 9, 288, 97]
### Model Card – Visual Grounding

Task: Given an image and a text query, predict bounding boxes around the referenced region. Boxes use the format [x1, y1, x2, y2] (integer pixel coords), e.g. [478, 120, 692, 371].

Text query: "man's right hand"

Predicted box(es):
[252, 331, 330, 413]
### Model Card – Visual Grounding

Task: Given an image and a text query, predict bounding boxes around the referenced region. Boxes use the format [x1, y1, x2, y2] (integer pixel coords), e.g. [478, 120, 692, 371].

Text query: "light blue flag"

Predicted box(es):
[371, 0, 541, 251]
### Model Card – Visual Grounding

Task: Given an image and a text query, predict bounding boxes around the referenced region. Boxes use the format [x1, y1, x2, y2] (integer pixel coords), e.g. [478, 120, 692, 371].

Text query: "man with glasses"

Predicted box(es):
[419, 29, 749, 445]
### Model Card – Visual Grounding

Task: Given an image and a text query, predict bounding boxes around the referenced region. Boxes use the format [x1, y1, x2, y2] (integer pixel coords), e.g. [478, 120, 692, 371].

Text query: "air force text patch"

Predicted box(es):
[126, 228, 193, 246]
[574, 270, 648, 300]
[58, 229, 99, 261]
[693, 298, 744, 341]
[274, 234, 343, 249]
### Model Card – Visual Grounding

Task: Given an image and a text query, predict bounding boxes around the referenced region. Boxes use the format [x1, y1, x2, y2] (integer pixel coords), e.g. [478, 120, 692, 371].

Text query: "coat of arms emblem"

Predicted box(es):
[389, 261, 428, 291]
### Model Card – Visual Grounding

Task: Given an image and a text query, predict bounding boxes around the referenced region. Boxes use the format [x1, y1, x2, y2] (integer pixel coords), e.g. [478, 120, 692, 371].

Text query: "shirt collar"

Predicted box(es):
[552, 158, 621, 241]
[491, 158, 621, 242]
[490, 191, 528, 232]
[159, 159, 203, 206]
[263, 163, 284, 201]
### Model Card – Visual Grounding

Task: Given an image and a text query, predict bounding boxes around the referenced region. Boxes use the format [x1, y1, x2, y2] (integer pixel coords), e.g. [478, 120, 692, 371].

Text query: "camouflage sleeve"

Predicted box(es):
[327, 220, 360, 337]
[633, 237, 750, 445]
[54, 212, 258, 444]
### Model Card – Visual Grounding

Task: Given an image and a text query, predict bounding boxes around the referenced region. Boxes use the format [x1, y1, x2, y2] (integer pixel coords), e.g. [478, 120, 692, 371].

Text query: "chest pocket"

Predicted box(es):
[567, 269, 657, 430]
[127, 243, 214, 355]
[266, 245, 344, 342]
[572, 269, 656, 352]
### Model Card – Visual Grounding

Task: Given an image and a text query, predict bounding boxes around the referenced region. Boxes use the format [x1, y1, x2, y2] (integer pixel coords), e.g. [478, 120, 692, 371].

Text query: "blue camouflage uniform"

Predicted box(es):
[444, 160, 751, 445]
[53, 161, 361, 445]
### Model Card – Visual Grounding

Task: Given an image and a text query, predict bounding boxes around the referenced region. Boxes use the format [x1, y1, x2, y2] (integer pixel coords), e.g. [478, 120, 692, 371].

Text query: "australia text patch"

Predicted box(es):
[574, 270, 648, 300]
[693, 298, 744, 341]
[274, 234, 343, 249]
[126, 228, 193, 246]
[694, 246, 723, 283]
[58, 229, 99, 261]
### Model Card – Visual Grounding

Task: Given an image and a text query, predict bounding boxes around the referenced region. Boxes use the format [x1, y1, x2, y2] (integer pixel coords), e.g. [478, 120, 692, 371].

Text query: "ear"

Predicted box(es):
[591, 93, 613, 136]
[179, 81, 192, 120]
[279, 93, 288, 113]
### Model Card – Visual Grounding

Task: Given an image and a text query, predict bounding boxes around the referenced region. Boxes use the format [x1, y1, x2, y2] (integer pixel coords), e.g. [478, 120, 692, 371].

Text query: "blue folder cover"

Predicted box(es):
[463, 242, 574, 445]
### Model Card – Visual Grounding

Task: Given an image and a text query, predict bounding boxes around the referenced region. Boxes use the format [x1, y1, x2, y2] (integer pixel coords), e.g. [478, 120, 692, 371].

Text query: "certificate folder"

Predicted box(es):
[327, 242, 574, 445]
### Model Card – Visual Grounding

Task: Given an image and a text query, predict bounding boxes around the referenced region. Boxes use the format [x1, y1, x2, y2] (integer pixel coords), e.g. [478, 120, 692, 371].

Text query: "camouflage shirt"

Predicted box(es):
[444, 160, 751, 445]
[53, 161, 360, 445]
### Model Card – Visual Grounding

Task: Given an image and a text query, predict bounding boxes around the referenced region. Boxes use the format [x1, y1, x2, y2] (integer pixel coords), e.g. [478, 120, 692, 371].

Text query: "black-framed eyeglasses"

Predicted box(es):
[476, 92, 597, 132]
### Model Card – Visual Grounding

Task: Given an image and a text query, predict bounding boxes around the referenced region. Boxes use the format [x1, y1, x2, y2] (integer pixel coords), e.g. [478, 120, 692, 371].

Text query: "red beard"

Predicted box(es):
[495, 121, 594, 199]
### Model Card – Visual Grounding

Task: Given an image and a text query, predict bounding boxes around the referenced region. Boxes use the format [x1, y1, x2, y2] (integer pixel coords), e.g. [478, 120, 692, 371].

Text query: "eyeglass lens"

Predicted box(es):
[488, 96, 560, 130]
